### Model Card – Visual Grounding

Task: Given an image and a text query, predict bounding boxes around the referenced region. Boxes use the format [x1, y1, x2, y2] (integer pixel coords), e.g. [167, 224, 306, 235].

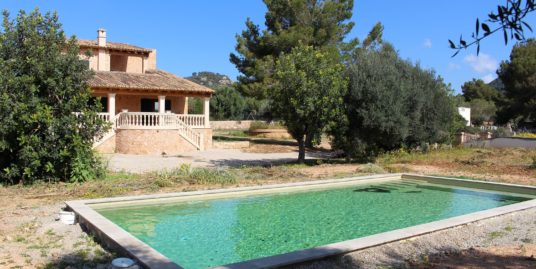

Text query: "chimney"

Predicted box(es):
[97, 28, 106, 47]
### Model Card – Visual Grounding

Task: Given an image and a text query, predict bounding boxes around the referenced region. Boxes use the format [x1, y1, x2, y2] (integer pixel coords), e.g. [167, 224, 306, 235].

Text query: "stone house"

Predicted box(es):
[79, 29, 213, 155]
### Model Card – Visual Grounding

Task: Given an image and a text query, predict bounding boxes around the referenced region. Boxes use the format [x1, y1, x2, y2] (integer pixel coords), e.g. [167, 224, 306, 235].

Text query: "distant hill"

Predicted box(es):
[185, 71, 233, 89]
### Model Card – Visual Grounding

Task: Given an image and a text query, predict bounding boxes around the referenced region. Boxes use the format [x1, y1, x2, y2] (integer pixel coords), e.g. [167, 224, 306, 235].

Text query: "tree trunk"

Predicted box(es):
[305, 133, 314, 149]
[297, 137, 306, 163]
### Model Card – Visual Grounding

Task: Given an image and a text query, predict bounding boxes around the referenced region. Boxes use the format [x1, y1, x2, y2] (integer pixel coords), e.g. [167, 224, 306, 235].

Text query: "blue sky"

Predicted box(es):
[3, 1, 535, 93]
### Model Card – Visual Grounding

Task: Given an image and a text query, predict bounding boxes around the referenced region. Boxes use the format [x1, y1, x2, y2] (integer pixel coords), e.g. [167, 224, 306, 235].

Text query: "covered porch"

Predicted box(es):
[88, 70, 214, 154]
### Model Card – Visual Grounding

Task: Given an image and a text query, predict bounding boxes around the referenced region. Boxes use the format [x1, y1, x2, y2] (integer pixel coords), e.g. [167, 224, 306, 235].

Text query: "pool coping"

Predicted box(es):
[65, 173, 536, 269]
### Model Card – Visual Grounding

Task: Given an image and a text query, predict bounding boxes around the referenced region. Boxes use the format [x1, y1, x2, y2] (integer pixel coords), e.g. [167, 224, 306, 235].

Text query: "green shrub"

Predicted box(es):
[331, 43, 457, 159]
[210, 87, 247, 120]
[492, 127, 514, 138]
[461, 125, 482, 134]
[0, 10, 107, 184]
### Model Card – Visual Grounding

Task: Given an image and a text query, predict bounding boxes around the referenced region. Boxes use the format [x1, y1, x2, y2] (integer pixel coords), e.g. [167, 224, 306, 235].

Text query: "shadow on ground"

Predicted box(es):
[206, 151, 343, 168]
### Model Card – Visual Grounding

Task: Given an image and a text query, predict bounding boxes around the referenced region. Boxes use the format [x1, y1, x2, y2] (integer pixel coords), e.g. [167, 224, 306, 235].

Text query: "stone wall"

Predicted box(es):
[115, 129, 198, 155]
[115, 95, 140, 113]
[211, 120, 254, 130]
[94, 135, 116, 154]
[126, 55, 143, 73]
[145, 49, 157, 71]
[465, 137, 536, 149]
[194, 128, 213, 150]
[455, 132, 480, 145]
[94, 127, 212, 155]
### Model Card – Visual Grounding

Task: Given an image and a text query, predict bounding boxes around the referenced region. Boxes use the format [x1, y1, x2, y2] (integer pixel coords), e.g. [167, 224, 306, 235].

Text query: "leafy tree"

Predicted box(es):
[450, 0, 535, 56]
[210, 87, 246, 120]
[460, 79, 501, 125]
[230, 0, 355, 99]
[188, 97, 203, 114]
[272, 46, 347, 162]
[333, 43, 457, 159]
[496, 39, 536, 125]
[469, 99, 498, 125]
[243, 97, 272, 120]
[0, 9, 107, 184]
[461, 79, 501, 102]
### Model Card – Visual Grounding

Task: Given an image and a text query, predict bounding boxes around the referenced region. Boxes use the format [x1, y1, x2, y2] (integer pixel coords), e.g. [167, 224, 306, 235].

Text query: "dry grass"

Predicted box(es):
[377, 147, 536, 186]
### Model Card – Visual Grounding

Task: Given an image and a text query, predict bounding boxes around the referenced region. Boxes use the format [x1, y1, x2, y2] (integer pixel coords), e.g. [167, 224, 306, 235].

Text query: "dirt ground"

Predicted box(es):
[1, 146, 535, 268]
[422, 245, 536, 269]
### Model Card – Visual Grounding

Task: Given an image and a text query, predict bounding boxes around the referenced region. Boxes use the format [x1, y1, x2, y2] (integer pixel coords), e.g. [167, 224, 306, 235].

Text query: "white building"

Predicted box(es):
[458, 107, 471, 126]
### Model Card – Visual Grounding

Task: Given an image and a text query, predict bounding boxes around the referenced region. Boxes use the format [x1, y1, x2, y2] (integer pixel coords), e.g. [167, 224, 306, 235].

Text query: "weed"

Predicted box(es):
[504, 224, 513, 232]
[489, 231, 505, 239]
[521, 238, 533, 243]
[360, 163, 387, 174]
[189, 168, 236, 185]
[14, 235, 26, 243]
[382, 164, 411, 173]
[530, 156, 536, 169]
[75, 248, 89, 260]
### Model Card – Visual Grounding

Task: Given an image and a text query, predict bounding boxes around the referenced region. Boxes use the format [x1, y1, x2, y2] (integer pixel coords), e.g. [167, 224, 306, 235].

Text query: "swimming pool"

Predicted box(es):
[67, 174, 536, 269]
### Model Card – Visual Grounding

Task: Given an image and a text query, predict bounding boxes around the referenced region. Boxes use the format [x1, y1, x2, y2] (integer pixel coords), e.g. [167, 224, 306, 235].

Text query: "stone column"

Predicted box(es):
[158, 95, 166, 113]
[108, 93, 116, 122]
[203, 97, 210, 128]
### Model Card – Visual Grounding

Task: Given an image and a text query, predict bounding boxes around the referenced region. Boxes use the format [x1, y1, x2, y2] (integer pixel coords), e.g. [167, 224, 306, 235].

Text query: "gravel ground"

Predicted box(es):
[0, 202, 113, 269]
[285, 207, 536, 269]
[105, 149, 331, 173]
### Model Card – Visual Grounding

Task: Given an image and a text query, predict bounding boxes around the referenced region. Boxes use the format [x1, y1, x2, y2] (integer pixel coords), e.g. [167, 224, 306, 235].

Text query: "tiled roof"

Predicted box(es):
[88, 70, 214, 95]
[78, 40, 153, 53]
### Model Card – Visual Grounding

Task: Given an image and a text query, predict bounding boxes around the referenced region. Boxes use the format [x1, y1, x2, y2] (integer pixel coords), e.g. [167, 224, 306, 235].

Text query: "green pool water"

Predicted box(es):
[96, 180, 533, 269]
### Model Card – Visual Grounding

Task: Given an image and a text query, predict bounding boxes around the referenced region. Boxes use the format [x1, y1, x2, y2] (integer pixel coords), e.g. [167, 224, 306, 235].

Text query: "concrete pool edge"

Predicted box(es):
[65, 174, 536, 269]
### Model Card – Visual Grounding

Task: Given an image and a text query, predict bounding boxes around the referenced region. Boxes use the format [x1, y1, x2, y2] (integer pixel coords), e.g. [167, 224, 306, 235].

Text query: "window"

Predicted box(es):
[110, 54, 128, 72]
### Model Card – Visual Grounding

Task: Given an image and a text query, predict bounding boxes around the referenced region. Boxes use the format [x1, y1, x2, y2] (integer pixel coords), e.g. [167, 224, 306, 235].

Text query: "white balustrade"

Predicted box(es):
[115, 113, 205, 129]
[96, 113, 110, 122]
[176, 114, 205, 128]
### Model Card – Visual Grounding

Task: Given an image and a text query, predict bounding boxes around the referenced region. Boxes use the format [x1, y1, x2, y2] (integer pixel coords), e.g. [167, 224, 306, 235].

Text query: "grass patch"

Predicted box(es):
[515, 132, 536, 139]
[376, 147, 479, 165]
[249, 121, 286, 130]
[223, 130, 250, 137]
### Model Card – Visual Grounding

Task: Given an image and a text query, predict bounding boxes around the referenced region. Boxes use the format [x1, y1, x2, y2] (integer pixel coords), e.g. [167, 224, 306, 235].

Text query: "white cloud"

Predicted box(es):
[423, 38, 432, 49]
[463, 53, 498, 73]
[481, 73, 496, 83]
[448, 62, 461, 70]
